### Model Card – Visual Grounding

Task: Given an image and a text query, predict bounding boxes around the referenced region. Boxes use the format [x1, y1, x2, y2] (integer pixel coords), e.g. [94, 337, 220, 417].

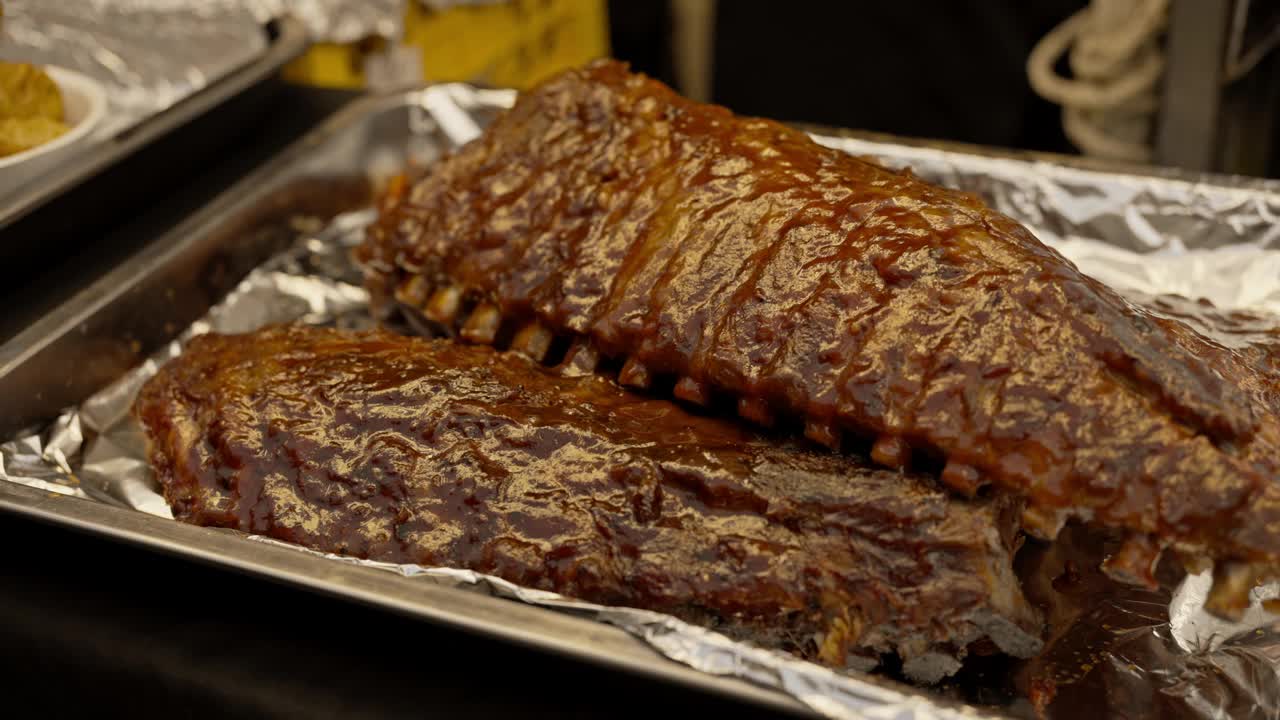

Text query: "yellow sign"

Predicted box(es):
[283, 0, 609, 90]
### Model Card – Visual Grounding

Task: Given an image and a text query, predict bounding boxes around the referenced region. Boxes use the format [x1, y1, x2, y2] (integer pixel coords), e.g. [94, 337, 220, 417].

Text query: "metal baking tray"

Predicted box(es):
[6, 82, 1279, 719]
[0, 16, 308, 235]
[0, 89, 816, 717]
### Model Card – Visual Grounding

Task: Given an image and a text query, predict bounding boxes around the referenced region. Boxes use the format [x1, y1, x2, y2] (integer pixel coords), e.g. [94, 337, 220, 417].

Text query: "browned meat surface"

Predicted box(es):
[357, 59, 1280, 612]
[134, 324, 1042, 682]
[1126, 291, 1280, 421]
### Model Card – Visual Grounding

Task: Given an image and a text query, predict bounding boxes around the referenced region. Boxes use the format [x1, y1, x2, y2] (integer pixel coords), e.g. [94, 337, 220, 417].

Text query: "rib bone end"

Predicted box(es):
[803, 418, 841, 450]
[1101, 533, 1162, 590]
[558, 340, 600, 377]
[511, 322, 554, 362]
[673, 376, 711, 406]
[618, 357, 652, 389]
[424, 286, 464, 325]
[870, 434, 909, 469]
[1205, 561, 1264, 621]
[940, 460, 984, 497]
[460, 303, 502, 345]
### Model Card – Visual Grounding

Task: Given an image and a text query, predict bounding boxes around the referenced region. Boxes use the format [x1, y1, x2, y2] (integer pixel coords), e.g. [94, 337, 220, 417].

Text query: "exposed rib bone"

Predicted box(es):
[460, 303, 502, 345]
[511, 322, 554, 362]
[673, 376, 711, 406]
[1101, 533, 1162, 590]
[803, 418, 841, 450]
[395, 275, 431, 308]
[941, 461, 984, 497]
[558, 340, 600, 377]
[1020, 505, 1070, 541]
[424, 286, 463, 325]
[618, 357, 652, 389]
[870, 434, 909, 469]
[1205, 561, 1261, 621]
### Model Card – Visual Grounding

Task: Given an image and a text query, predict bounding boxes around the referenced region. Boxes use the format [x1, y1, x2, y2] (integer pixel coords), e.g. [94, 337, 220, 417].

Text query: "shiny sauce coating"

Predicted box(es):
[134, 325, 1042, 681]
[358, 60, 1280, 592]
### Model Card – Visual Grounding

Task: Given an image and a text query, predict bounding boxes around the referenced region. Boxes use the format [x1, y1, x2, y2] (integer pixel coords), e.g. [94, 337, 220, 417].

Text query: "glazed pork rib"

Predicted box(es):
[357, 59, 1280, 613]
[134, 325, 1042, 682]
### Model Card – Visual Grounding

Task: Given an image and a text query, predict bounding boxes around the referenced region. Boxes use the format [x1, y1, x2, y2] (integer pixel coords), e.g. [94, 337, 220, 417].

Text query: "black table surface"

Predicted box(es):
[0, 83, 784, 719]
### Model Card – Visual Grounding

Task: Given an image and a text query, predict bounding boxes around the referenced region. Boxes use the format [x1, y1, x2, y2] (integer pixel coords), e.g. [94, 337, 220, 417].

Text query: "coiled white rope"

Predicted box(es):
[1027, 0, 1169, 163]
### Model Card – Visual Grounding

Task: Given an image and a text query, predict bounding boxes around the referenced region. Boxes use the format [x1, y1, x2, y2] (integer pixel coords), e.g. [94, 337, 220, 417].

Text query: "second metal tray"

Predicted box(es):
[0, 17, 308, 234]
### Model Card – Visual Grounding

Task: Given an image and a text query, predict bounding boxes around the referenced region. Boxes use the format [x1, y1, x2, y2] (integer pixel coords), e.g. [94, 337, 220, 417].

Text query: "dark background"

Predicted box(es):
[609, 0, 1087, 154]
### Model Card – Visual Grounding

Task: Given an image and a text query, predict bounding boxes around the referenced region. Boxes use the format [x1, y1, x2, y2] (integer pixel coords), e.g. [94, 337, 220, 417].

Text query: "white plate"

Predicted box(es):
[0, 65, 107, 195]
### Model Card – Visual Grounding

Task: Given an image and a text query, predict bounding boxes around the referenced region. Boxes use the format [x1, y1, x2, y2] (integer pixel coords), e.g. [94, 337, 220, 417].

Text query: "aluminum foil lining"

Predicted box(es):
[5, 85, 1280, 719]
